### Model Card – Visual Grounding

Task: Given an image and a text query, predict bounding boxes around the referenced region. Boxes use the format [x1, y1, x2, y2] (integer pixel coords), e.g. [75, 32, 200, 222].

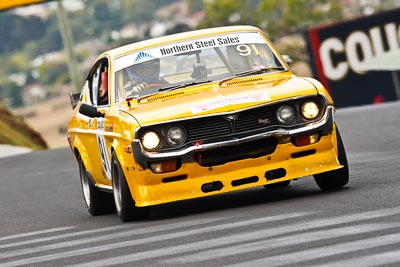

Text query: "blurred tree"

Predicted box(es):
[198, 0, 345, 40]
[40, 15, 63, 52]
[0, 12, 46, 53]
[36, 60, 69, 85]
[186, 0, 204, 14]
[197, 0, 259, 28]
[8, 81, 24, 107]
[259, 0, 344, 39]
[257, 0, 283, 39]
[120, 0, 189, 25]
[166, 23, 191, 35]
[0, 81, 23, 107]
[5, 53, 29, 74]
[91, 1, 123, 38]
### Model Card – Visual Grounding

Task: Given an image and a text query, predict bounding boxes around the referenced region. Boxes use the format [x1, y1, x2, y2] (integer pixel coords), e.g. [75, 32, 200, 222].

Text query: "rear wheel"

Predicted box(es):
[78, 154, 115, 215]
[313, 126, 349, 191]
[112, 152, 150, 222]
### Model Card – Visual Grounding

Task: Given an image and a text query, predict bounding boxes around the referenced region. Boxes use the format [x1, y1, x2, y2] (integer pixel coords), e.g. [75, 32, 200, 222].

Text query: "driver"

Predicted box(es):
[125, 58, 166, 94]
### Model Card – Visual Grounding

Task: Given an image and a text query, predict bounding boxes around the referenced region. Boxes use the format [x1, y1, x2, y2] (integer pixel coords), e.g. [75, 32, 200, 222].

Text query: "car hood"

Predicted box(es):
[122, 74, 319, 126]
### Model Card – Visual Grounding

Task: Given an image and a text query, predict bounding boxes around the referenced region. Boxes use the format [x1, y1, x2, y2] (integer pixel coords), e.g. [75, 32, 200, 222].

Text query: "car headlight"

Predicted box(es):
[276, 105, 296, 124]
[166, 126, 187, 146]
[301, 100, 320, 120]
[141, 131, 161, 150]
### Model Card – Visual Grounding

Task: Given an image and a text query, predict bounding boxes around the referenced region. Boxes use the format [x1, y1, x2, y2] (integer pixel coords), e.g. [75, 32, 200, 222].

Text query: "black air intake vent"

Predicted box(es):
[225, 77, 263, 86]
[146, 92, 184, 102]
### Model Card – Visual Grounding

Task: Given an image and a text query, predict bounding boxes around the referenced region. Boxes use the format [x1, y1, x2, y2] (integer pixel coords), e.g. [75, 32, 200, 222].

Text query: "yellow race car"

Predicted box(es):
[67, 25, 349, 222]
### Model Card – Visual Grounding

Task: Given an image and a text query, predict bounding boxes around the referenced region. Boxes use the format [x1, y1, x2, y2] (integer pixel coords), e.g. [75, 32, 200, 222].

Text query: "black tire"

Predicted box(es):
[313, 126, 349, 191]
[264, 180, 290, 189]
[78, 154, 115, 216]
[112, 152, 150, 222]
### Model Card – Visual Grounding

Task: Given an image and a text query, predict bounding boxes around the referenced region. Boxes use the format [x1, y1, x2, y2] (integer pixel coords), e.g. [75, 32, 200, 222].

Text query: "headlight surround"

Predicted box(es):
[276, 105, 296, 125]
[301, 100, 320, 120]
[166, 125, 187, 146]
[141, 131, 161, 150]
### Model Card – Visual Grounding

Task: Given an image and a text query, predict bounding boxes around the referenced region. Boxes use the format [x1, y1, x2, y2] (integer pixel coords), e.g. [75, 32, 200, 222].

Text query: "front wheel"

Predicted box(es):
[313, 126, 349, 191]
[78, 154, 115, 215]
[112, 152, 150, 222]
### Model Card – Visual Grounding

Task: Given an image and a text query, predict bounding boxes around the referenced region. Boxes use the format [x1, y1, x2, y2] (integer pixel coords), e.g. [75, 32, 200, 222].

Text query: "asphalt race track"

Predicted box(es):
[1, 101, 400, 266]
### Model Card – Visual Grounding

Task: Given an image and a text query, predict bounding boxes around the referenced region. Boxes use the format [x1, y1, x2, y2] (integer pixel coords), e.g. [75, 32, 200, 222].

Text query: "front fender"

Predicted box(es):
[73, 137, 93, 177]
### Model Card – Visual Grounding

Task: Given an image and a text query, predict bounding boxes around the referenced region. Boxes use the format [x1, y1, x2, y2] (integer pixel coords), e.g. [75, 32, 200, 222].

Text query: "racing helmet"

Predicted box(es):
[127, 58, 160, 83]
[227, 46, 249, 73]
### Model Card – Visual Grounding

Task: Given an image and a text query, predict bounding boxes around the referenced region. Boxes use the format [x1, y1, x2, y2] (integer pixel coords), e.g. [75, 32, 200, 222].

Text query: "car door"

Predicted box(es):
[79, 58, 113, 184]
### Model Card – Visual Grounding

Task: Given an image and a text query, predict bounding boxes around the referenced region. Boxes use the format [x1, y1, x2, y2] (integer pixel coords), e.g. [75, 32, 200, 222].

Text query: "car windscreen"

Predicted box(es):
[114, 32, 284, 101]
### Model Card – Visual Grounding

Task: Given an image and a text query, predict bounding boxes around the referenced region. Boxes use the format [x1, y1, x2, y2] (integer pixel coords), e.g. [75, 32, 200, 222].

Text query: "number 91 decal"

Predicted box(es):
[236, 44, 252, 56]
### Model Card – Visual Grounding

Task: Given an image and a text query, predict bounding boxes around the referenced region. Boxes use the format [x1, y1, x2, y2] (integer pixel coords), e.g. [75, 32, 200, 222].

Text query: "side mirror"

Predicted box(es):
[69, 92, 81, 109]
[79, 103, 105, 118]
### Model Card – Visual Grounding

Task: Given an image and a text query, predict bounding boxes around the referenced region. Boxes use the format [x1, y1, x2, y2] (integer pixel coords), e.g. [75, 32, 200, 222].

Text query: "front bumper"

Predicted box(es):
[125, 106, 341, 207]
[125, 130, 341, 206]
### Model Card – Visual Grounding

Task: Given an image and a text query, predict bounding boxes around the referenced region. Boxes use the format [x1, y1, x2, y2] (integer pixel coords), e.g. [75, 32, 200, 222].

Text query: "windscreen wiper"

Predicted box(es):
[158, 80, 212, 92]
[218, 67, 286, 85]
[125, 80, 212, 102]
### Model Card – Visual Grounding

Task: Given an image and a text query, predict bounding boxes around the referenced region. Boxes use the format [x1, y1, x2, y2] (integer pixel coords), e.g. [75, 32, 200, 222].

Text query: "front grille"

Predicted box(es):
[183, 116, 231, 141]
[236, 106, 278, 132]
[182, 104, 279, 143]
[137, 95, 325, 152]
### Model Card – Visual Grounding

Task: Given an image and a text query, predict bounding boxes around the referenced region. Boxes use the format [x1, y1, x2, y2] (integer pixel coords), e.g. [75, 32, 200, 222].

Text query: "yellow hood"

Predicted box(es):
[123, 74, 319, 126]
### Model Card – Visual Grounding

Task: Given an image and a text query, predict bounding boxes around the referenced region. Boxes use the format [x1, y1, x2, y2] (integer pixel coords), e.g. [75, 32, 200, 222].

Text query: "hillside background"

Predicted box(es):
[1, 0, 399, 149]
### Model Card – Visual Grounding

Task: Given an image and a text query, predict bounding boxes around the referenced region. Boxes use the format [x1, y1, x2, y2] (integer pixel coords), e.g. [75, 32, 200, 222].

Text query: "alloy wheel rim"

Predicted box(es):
[112, 162, 122, 212]
[80, 161, 91, 207]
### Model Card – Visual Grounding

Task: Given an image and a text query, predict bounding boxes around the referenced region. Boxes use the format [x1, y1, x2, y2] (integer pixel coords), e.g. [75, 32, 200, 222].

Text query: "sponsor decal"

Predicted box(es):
[306, 8, 400, 107]
[115, 32, 266, 72]
[190, 93, 271, 114]
[160, 37, 240, 56]
[96, 118, 112, 180]
[318, 22, 400, 81]
[105, 124, 113, 132]
[134, 51, 155, 63]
